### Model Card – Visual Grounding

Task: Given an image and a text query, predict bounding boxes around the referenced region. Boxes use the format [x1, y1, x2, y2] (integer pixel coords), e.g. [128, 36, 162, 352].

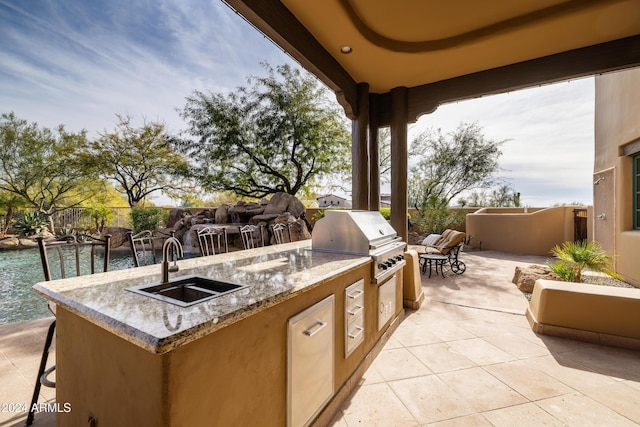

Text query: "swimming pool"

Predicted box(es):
[0, 249, 141, 324]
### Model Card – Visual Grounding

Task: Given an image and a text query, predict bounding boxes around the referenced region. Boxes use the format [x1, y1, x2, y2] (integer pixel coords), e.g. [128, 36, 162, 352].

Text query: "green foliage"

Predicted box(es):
[178, 63, 351, 198]
[0, 112, 97, 226]
[54, 227, 92, 242]
[379, 207, 391, 220]
[412, 195, 466, 234]
[83, 115, 190, 207]
[14, 212, 47, 236]
[548, 261, 578, 282]
[408, 122, 505, 208]
[130, 207, 163, 233]
[81, 205, 114, 232]
[56, 227, 76, 238]
[0, 191, 28, 235]
[312, 209, 325, 221]
[549, 240, 622, 283]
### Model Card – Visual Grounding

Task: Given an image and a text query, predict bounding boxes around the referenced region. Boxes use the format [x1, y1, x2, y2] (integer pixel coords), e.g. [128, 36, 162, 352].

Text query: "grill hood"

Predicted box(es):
[312, 210, 399, 255]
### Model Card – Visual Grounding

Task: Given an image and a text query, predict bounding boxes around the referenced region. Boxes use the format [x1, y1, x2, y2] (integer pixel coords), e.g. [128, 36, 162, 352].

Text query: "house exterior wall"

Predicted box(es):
[595, 68, 640, 287]
[317, 195, 351, 208]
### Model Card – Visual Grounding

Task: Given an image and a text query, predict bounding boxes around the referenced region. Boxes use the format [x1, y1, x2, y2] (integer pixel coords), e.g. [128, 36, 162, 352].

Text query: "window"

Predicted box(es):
[635, 154, 640, 230]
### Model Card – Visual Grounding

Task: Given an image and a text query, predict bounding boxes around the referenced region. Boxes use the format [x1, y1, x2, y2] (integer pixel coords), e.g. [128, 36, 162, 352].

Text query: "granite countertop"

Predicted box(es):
[33, 240, 370, 354]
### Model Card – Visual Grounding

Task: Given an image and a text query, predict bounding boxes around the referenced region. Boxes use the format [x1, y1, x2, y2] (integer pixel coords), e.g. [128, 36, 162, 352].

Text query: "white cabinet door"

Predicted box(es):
[287, 295, 335, 427]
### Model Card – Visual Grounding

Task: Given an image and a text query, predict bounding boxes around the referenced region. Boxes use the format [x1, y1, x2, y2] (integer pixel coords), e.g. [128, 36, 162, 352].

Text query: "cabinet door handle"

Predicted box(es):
[347, 289, 364, 299]
[347, 305, 363, 316]
[348, 326, 364, 340]
[303, 321, 327, 337]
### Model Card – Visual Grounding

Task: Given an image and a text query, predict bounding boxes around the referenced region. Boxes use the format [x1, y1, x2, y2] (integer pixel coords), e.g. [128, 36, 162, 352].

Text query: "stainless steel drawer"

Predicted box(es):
[378, 274, 397, 330]
[345, 280, 365, 357]
[287, 295, 335, 427]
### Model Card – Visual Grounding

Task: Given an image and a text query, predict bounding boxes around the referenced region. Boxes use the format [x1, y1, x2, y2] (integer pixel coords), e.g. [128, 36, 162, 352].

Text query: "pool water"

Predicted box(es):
[0, 249, 148, 325]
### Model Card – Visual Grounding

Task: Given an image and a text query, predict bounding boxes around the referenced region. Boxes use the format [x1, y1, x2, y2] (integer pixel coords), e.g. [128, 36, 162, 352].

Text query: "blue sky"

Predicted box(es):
[0, 0, 595, 207]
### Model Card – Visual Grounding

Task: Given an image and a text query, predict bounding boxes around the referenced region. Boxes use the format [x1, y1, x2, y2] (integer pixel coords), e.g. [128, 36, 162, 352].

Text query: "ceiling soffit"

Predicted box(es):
[228, 0, 640, 119]
[283, 0, 640, 93]
[341, 0, 617, 52]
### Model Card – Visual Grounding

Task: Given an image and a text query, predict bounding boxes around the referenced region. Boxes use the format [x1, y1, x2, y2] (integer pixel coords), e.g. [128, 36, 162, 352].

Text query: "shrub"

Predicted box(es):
[130, 207, 163, 233]
[81, 205, 114, 232]
[412, 195, 466, 234]
[549, 240, 622, 283]
[312, 209, 325, 221]
[13, 212, 47, 236]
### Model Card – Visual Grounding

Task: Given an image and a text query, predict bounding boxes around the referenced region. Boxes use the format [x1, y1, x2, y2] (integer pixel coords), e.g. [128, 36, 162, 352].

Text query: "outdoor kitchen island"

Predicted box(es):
[34, 239, 405, 427]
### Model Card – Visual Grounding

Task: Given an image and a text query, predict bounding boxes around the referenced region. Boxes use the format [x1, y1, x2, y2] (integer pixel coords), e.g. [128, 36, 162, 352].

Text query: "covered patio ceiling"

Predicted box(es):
[224, 0, 640, 239]
[225, 0, 640, 121]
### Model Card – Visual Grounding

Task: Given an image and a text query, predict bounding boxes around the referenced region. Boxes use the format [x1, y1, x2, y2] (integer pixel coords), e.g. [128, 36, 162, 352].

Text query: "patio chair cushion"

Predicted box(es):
[433, 229, 453, 247]
[421, 234, 441, 246]
[426, 230, 465, 255]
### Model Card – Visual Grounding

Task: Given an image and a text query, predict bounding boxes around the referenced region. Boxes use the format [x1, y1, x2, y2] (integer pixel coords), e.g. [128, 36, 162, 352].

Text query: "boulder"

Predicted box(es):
[167, 208, 192, 228]
[274, 212, 296, 224]
[101, 227, 131, 248]
[290, 218, 311, 241]
[250, 213, 280, 223]
[215, 204, 230, 224]
[512, 265, 562, 292]
[0, 236, 20, 249]
[407, 232, 424, 245]
[228, 203, 265, 223]
[263, 192, 305, 218]
[18, 238, 38, 248]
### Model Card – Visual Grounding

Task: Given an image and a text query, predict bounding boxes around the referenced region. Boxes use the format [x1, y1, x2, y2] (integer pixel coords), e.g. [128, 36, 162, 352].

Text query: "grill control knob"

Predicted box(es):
[396, 255, 404, 261]
[386, 261, 394, 267]
[378, 263, 387, 270]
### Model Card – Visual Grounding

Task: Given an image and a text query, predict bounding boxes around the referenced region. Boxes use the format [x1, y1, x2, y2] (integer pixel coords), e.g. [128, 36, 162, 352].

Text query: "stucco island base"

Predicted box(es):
[526, 279, 640, 351]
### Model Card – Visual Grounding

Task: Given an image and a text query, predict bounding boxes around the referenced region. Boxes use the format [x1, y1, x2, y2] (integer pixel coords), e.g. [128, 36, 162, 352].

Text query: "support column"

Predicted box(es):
[351, 83, 370, 210]
[369, 94, 380, 211]
[390, 87, 408, 241]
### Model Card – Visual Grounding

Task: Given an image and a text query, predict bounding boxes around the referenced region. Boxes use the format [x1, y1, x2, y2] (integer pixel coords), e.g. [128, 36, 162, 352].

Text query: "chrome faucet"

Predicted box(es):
[162, 237, 184, 284]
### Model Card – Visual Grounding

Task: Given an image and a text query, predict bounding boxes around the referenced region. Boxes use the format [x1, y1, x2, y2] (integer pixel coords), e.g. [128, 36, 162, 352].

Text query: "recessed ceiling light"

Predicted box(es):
[340, 46, 353, 54]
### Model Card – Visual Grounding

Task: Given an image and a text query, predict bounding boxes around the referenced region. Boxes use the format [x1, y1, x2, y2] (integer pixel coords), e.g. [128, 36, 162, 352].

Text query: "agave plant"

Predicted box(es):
[549, 240, 622, 283]
[13, 211, 47, 236]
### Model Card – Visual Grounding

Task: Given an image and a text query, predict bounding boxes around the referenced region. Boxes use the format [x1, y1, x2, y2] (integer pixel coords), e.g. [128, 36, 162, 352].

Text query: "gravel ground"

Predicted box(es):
[521, 273, 637, 302]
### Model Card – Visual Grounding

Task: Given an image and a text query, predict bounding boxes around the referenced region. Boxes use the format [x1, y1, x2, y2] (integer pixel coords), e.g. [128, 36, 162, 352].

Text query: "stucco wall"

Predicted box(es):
[595, 69, 640, 287]
[465, 207, 579, 256]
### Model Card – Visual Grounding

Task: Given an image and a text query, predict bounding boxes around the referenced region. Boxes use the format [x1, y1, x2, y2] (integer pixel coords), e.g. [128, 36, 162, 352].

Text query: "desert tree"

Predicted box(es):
[84, 115, 190, 207]
[178, 63, 351, 198]
[0, 112, 98, 231]
[408, 122, 506, 207]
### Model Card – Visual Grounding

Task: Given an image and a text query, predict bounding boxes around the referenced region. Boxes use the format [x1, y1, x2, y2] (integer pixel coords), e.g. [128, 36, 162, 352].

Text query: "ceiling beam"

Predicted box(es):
[223, 0, 359, 118]
[377, 35, 640, 125]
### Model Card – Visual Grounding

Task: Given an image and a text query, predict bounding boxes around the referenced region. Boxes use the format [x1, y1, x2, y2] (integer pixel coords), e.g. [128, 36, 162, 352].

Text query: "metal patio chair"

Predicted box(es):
[127, 229, 176, 267]
[197, 226, 228, 256]
[271, 223, 292, 245]
[27, 234, 111, 426]
[239, 225, 264, 250]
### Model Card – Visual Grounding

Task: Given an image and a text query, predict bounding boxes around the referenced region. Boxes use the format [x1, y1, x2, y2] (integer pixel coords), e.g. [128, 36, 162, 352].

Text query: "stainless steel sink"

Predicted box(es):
[126, 276, 247, 307]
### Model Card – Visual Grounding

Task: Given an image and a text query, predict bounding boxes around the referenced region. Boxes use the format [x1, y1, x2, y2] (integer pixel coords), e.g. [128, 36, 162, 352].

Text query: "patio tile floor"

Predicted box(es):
[329, 250, 640, 426]
[1, 250, 639, 426]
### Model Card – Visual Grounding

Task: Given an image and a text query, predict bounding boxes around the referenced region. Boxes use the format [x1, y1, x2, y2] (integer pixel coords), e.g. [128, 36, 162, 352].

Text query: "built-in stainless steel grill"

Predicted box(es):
[312, 210, 406, 284]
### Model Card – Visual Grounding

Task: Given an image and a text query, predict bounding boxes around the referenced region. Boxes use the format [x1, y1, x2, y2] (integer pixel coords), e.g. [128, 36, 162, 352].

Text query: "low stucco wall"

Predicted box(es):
[465, 206, 581, 256]
[526, 279, 640, 349]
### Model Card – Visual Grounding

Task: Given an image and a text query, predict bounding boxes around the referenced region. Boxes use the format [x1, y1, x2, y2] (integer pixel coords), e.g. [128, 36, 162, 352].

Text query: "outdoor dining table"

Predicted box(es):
[418, 253, 448, 278]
